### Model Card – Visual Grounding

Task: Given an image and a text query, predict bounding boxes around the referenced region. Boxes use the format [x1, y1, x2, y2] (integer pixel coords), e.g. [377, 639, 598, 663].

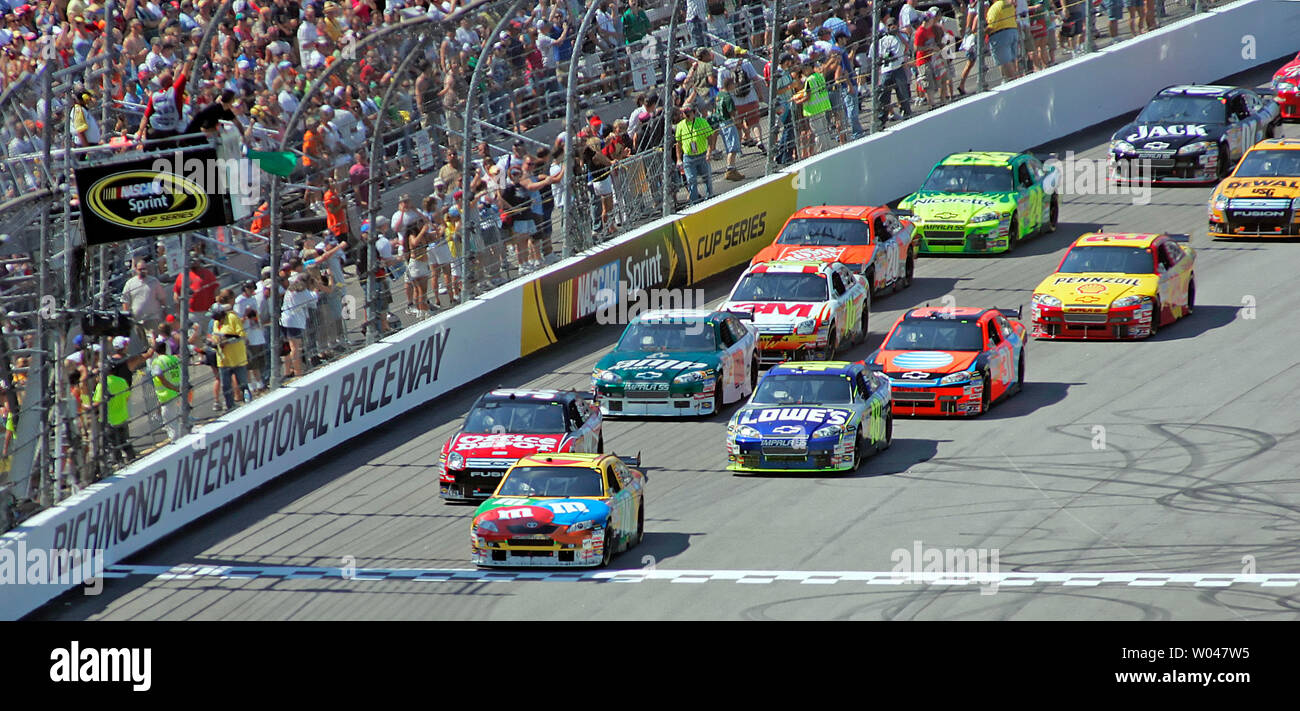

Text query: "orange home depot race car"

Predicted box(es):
[750, 205, 917, 296]
[1030, 233, 1196, 340]
[867, 307, 1027, 416]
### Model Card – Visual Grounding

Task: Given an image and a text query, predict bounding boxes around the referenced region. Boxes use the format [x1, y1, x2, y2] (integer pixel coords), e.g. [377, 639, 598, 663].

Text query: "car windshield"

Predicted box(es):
[731, 272, 828, 302]
[498, 466, 604, 497]
[617, 321, 716, 352]
[1233, 149, 1300, 177]
[775, 218, 871, 246]
[920, 164, 1013, 193]
[1136, 95, 1225, 124]
[751, 374, 853, 405]
[465, 400, 567, 434]
[884, 321, 985, 351]
[1058, 246, 1154, 274]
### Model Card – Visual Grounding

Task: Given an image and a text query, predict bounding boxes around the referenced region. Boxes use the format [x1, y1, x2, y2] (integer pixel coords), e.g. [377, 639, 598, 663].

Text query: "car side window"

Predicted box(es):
[567, 402, 583, 430]
[830, 272, 847, 297]
[996, 315, 1014, 339]
[1157, 242, 1177, 269]
[605, 463, 621, 493]
[1017, 163, 1034, 188]
[718, 321, 737, 347]
[858, 372, 872, 397]
[986, 320, 1002, 346]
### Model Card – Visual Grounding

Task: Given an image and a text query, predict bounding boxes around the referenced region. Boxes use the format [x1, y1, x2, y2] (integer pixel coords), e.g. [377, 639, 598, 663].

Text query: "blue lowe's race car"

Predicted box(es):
[725, 361, 892, 473]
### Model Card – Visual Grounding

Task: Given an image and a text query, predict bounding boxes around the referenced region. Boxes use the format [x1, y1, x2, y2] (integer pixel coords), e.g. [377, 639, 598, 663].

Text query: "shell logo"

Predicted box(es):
[1076, 284, 1107, 294]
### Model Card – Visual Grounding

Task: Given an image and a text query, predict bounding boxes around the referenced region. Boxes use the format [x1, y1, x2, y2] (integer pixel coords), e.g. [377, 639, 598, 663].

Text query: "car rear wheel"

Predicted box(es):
[634, 504, 645, 547]
[1187, 278, 1196, 316]
[1017, 350, 1026, 394]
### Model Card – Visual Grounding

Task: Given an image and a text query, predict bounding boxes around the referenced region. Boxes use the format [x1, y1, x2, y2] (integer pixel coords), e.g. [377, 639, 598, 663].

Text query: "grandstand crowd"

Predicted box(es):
[0, 0, 1193, 491]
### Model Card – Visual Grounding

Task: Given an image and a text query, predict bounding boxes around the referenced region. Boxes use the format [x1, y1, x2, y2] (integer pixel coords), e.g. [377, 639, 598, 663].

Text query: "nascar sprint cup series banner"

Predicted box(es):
[520, 177, 796, 355]
[74, 146, 234, 245]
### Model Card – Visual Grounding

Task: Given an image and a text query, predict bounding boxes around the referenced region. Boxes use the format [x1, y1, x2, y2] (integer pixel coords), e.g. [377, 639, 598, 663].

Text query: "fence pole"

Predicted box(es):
[1085, 0, 1096, 54]
[267, 178, 282, 388]
[178, 231, 193, 436]
[870, 0, 882, 133]
[660, 0, 683, 217]
[977, 0, 989, 93]
[765, 0, 782, 176]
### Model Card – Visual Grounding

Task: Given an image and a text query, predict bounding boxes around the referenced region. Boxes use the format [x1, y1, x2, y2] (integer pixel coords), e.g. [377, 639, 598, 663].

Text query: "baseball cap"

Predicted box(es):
[73, 333, 85, 347]
[674, 71, 687, 82]
[243, 280, 256, 289]
[112, 336, 130, 351]
[448, 205, 461, 217]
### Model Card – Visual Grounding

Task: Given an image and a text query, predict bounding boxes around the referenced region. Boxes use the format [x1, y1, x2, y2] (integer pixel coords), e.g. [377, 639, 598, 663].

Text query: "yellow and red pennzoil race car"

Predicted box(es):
[1208, 138, 1300, 238]
[1031, 233, 1196, 340]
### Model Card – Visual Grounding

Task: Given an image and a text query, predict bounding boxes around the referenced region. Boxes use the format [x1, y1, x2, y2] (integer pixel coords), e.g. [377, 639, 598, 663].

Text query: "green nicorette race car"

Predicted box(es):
[898, 151, 1061, 254]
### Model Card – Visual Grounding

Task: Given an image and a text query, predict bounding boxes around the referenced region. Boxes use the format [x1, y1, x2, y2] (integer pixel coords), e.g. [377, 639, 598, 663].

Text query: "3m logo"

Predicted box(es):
[732, 302, 816, 317]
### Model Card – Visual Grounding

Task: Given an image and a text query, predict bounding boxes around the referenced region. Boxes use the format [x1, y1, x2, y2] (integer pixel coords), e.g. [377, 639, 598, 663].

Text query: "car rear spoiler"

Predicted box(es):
[891, 208, 915, 219]
[616, 452, 644, 479]
[997, 307, 1023, 320]
[1167, 233, 1191, 243]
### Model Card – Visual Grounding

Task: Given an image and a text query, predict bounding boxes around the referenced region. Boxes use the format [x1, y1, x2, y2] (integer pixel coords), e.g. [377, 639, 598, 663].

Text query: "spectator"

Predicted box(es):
[209, 291, 252, 411]
[987, 0, 1021, 82]
[149, 337, 183, 443]
[280, 273, 317, 378]
[121, 258, 169, 354]
[713, 75, 744, 181]
[622, 0, 651, 45]
[235, 281, 267, 393]
[674, 104, 714, 204]
[770, 52, 799, 165]
[174, 257, 219, 336]
[404, 223, 433, 313]
[795, 55, 832, 158]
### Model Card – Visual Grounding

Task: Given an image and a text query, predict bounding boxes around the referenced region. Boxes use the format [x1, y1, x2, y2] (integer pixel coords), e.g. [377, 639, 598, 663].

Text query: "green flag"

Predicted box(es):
[247, 150, 298, 178]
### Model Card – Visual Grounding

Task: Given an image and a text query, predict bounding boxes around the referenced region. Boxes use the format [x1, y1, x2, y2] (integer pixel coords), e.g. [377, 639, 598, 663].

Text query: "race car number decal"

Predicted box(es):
[455, 434, 562, 450]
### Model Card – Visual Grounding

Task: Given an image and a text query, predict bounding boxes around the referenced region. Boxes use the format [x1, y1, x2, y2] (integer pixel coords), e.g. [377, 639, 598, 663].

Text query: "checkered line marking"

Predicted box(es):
[103, 565, 1300, 588]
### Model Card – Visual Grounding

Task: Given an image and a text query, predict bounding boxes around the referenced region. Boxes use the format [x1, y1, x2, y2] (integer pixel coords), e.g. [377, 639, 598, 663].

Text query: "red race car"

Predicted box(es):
[1274, 52, 1300, 121]
[868, 306, 1027, 417]
[750, 205, 917, 296]
[438, 389, 603, 503]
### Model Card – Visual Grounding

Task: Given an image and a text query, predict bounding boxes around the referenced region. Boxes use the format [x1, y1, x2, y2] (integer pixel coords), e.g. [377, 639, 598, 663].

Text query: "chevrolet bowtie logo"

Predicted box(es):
[1144, 142, 1170, 149]
[900, 371, 930, 380]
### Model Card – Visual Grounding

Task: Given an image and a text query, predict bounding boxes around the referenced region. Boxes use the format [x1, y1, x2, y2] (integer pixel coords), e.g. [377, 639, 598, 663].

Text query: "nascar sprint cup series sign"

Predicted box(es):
[74, 147, 234, 245]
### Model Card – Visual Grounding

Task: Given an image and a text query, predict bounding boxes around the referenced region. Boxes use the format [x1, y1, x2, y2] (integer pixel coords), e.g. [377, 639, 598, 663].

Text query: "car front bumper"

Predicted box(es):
[915, 223, 1010, 254]
[726, 436, 855, 471]
[1031, 303, 1154, 339]
[471, 531, 607, 567]
[888, 381, 984, 416]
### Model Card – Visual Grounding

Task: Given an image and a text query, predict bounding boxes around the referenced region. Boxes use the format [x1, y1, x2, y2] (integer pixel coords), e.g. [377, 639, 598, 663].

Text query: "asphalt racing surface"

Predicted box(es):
[37, 63, 1300, 620]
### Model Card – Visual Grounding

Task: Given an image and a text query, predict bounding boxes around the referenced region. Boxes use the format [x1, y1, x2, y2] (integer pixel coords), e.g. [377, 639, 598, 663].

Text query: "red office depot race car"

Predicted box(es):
[438, 389, 603, 503]
[868, 306, 1027, 416]
[750, 205, 917, 295]
[1274, 52, 1300, 121]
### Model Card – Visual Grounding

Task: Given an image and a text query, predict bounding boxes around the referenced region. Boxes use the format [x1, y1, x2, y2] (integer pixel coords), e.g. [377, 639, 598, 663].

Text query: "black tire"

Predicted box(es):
[1007, 215, 1020, 252]
[882, 412, 893, 450]
[903, 251, 915, 287]
[1149, 298, 1161, 338]
[1265, 121, 1276, 139]
[858, 306, 869, 345]
[1047, 195, 1059, 233]
[852, 426, 865, 471]
[634, 504, 645, 547]
[749, 356, 759, 393]
[1216, 142, 1231, 180]
[599, 527, 614, 567]
[1017, 350, 1026, 394]
[977, 370, 991, 415]
[1187, 277, 1196, 315]
[713, 376, 724, 414]
[823, 327, 838, 361]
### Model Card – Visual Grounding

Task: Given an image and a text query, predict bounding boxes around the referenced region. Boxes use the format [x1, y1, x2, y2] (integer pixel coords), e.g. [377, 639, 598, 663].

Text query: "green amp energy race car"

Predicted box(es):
[898, 151, 1060, 254]
[725, 361, 892, 473]
[591, 309, 759, 417]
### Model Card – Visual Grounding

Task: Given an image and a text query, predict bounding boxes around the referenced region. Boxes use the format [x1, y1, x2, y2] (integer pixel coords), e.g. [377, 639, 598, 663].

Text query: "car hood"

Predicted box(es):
[1214, 176, 1300, 200]
[875, 350, 980, 375]
[596, 351, 719, 381]
[724, 300, 830, 326]
[1034, 273, 1159, 304]
[901, 191, 1015, 223]
[1114, 120, 1225, 150]
[471, 498, 611, 538]
[448, 432, 566, 458]
[732, 405, 854, 435]
[751, 243, 876, 268]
